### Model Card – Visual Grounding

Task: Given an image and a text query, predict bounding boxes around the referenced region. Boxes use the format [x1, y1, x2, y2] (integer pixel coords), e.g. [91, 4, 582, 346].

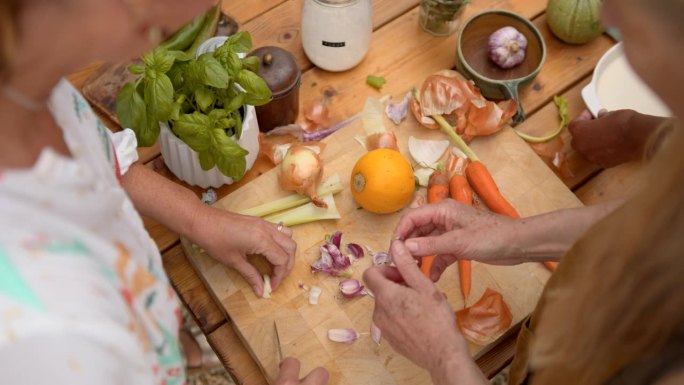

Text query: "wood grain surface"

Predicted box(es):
[184, 96, 582, 384]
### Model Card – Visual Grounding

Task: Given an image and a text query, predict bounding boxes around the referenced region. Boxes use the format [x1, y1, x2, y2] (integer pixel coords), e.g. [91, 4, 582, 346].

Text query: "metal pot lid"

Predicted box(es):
[248, 46, 301, 97]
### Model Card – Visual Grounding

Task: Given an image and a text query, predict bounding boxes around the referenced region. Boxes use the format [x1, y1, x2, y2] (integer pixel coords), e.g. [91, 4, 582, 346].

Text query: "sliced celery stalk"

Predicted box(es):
[264, 193, 340, 227]
[239, 174, 343, 217]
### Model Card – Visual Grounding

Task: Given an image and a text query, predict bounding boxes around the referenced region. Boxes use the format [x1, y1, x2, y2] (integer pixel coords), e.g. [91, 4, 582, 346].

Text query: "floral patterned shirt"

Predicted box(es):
[0, 79, 185, 384]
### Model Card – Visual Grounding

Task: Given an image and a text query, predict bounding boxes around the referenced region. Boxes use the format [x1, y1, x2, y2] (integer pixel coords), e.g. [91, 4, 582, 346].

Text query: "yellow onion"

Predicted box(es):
[279, 144, 326, 207]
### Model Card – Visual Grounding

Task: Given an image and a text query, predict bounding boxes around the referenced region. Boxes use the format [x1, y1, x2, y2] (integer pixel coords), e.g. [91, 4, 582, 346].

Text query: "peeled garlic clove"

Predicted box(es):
[370, 322, 382, 345]
[489, 26, 528, 69]
[339, 279, 366, 298]
[328, 328, 359, 343]
[309, 286, 322, 305]
[262, 274, 272, 299]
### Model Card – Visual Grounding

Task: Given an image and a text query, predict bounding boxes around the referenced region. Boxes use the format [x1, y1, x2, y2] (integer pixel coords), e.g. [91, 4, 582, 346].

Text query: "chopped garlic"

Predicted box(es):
[309, 286, 322, 305]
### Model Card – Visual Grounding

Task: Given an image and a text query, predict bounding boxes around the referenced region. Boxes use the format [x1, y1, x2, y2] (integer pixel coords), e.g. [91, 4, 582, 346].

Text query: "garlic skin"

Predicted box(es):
[488, 26, 528, 69]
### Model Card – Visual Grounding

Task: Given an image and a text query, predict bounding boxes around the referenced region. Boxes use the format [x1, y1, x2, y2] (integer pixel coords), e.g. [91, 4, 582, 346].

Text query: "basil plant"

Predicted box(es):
[116, 32, 272, 181]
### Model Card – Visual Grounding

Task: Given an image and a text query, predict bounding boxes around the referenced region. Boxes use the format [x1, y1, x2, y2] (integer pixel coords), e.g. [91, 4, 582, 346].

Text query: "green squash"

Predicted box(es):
[547, 0, 604, 44]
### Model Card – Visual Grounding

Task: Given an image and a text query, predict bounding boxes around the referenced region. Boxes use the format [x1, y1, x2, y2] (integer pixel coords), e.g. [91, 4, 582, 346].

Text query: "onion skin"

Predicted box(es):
[279, 145, 326, 207]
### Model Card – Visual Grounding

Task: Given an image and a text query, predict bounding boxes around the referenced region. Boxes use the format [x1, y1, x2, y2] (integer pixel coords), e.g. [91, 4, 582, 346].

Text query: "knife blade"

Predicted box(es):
[274, 320, 284, 363]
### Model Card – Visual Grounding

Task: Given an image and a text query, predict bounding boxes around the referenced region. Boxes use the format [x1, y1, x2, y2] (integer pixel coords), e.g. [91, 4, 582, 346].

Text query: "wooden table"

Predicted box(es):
[68, 1, 647, 384]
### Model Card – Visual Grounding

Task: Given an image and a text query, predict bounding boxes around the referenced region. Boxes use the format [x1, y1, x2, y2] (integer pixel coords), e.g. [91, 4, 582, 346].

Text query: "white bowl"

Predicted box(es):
[582, 43, 671, 118]
[159, 105, 260, 188]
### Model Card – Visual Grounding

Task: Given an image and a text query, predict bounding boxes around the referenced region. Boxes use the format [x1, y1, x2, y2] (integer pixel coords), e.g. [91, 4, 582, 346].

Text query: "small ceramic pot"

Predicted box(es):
[249, 46, 301, 133]
[159, 105, 260, 188]
[456, 10, 546, 122]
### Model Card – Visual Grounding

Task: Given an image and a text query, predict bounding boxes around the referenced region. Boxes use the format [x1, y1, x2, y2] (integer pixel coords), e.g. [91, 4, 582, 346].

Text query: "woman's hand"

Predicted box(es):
[394, 200, 521, 281]
[275, 357, 329, 385]
[189, 205, 296, 297]
[569, 109, 665, 168]
[363, 241, 487, 385]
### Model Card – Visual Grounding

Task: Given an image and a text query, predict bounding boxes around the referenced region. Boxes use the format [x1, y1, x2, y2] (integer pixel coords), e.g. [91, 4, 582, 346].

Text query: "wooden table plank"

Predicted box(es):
[245, 0, 421, 73]
[298, 12, 612, 123]
[206, 323, 269, 385]
[575, 162, 647, 205]
[222, 0, 288, 25]
[162, 244, 228, 334]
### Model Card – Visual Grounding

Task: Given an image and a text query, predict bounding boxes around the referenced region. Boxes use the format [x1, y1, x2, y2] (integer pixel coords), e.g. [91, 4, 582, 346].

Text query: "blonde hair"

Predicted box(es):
[0, 0, 19, 76]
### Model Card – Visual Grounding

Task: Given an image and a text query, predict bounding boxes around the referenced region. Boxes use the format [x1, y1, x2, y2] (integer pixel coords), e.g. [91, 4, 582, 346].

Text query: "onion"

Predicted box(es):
[279, 145, 326, 207]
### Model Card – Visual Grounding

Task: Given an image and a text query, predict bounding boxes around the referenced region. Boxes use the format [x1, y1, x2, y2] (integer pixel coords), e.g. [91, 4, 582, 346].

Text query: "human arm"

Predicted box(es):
[363, 240, 488, 385]
[394, 199, 624, 281]
[121, 163, 295, 296]
[569, 109, 669, 168]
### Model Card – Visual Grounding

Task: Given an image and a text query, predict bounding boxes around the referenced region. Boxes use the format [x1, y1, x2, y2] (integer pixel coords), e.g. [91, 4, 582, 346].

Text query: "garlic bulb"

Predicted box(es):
[488, 26, 528, 69]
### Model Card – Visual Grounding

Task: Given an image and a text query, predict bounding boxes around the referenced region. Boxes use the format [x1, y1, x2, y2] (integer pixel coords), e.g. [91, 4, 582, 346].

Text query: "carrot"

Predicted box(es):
[543, 261, 558, 272]
[421, 172, 450, 279]
[458, 260, 472, 302]
[465, 161, 520, 219]
[427, 172, 450, 204]
[449, 173, 474, 301]
[449, 174, 472, 204]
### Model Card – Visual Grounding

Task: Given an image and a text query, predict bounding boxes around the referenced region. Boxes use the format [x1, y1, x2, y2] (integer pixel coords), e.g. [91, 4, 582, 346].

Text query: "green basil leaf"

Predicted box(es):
[156, 50, 176, 74]
[222, 92, 245, 113]
[198, 53, 230, 89]
[128, 64, 145, 76]
[234, 109, 243, 139]
[116, 83, 148, 135]
[208, 109, 229, 121]
[217, 118, 236, 130]
[216, 154, 246, 181]
[211, 128, 248, 158]
[198, 150, 216, 171]
[242, 56, 260, 73]
[173, 112, 212, 152]
[144, 73, 174, 121]
[236, 69, 272, 105]
[243, 93, 271, 107]
[137, 108, 161, 147]
[227, 31, 252, 53]
[167, 50, 193, 63]
[194, 87, 215, 112]
[142, 48, 175, 74]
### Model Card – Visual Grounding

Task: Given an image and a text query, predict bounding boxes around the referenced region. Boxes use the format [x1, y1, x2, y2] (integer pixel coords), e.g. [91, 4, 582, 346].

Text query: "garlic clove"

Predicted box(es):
[309, 286, 322, 305]
[339, 279, 366, 298]
[327, 328, 359, 343]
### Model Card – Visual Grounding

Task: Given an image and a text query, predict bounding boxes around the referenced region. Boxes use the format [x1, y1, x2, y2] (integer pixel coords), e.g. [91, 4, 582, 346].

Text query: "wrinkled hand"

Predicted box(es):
[275, 357, 329, 385]
[190, 206, 296, 297]
[363, 241, 469, 375]
[569, 109, 660, 168]
[394, 201, 520, 281]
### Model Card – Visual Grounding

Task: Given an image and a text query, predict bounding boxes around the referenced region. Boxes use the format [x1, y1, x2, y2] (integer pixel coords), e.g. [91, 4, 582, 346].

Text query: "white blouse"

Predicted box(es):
[0, 79, 185, 384]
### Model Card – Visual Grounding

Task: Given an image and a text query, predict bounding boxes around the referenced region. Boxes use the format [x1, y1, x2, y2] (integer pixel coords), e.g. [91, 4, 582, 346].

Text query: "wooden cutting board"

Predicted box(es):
[184, 96, 582, 385]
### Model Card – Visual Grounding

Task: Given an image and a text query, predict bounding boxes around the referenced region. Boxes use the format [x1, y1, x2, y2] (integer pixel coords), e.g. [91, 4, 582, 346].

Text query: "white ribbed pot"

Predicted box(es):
[159, 105, 260, 188]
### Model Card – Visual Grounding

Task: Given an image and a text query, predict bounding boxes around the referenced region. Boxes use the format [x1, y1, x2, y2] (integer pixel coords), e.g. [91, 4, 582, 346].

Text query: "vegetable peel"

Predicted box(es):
[456, 288, 512, 346]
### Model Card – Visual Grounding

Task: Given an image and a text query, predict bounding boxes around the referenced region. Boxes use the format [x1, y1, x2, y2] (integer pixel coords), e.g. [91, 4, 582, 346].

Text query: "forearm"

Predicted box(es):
[430, 350, 488, 385]
[121, 163, 205, 239]
[512, 200, 625, 262]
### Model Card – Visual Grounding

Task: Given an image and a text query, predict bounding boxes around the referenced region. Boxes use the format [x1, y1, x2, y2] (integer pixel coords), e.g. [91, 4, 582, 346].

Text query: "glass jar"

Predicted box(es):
[301, 0, 372, 72]
[419, 0, 469, 36]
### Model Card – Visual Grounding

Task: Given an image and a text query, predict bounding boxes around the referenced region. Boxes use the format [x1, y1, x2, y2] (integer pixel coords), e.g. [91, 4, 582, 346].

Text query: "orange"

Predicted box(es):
[350, 149, 415, 214]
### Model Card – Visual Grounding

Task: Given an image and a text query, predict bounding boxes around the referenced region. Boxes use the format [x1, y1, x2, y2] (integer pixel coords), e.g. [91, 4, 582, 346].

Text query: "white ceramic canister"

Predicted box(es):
[301, 0, 372, 72]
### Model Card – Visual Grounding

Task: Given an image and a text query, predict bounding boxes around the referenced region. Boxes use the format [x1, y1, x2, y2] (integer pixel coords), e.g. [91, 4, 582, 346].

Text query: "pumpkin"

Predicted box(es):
[546, 0, 604, 45]
[350, 149, 415, 214]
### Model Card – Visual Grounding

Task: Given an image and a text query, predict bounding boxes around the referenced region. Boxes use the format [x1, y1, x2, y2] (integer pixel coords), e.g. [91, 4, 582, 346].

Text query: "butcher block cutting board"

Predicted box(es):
[184, 95, 582, 385]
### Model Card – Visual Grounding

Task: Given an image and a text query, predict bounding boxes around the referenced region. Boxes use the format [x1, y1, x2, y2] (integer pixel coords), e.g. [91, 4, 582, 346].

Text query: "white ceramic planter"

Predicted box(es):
[159, 105, 260, 188]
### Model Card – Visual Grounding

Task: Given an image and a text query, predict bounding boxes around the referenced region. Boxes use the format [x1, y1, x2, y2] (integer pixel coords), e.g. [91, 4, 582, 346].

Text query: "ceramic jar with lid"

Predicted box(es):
[301, 0, 372, 72]
[248, 46, 301, 133]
